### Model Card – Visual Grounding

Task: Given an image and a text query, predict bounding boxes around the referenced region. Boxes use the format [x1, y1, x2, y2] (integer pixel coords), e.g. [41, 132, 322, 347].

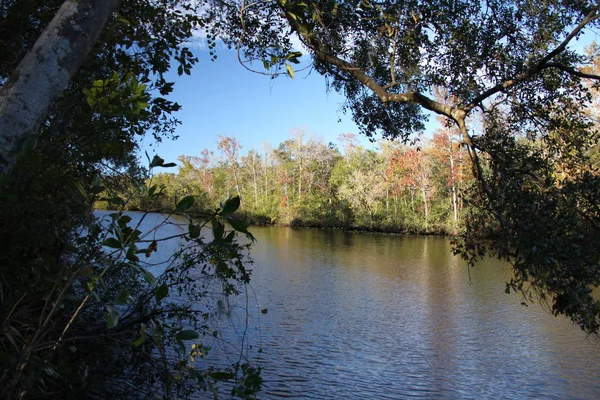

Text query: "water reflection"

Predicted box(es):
[245, 227, 600, 399]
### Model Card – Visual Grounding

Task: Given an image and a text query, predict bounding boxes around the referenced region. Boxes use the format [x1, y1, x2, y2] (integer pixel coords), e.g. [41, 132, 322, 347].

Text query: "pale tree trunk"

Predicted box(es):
[298, 157, 303, 199]
[0, 0, 120, 175]
[262, 144, 270, 200]
[233, 167, 241, 199]
[251, 162, 258, 209]
[450, 152, 458, 222]
[420, 186, 429, 228]
[263, 161, 268, 199]
[386, 187, 389, 213]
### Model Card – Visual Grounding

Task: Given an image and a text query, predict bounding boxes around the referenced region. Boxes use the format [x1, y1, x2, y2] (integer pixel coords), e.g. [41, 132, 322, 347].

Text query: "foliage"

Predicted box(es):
[1, 156, 262, 398]
[0, 0, 263, 398]
[457, 108, 600, 333]
[111, 132, 473, 234]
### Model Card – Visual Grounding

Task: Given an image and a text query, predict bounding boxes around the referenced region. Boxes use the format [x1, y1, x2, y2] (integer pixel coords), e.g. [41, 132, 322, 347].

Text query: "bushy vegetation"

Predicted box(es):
[112, 128, 473, 235]
[0, 1, 261, 397]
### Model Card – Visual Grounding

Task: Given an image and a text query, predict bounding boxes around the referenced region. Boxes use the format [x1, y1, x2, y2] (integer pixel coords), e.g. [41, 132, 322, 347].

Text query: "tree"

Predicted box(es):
[218, 134, 243, 198]
[0, 0, 119, 175]
[242, 149, 262, 209]
[339, 168, 386, 227]
[0, 1, 262, 397]
[207, 0, 600, 333]
[387, 144, 435, 228]
[430, 122, 471, 226]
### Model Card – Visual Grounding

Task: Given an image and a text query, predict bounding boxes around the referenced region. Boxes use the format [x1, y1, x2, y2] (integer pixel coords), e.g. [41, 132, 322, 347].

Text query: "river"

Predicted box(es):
[97, 212, 600, 399]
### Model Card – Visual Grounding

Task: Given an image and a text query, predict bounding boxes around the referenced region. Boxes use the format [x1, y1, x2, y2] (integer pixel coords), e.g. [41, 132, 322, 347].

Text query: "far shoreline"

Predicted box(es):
[94, 206, 460, 238]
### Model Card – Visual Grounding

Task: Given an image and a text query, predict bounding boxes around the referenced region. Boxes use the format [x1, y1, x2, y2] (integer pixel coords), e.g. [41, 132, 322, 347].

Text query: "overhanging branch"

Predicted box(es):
[466, 7, 600, 111]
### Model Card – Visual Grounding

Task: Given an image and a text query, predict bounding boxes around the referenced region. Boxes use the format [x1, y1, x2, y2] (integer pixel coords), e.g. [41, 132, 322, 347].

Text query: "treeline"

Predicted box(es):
[101, 127, 474, 234]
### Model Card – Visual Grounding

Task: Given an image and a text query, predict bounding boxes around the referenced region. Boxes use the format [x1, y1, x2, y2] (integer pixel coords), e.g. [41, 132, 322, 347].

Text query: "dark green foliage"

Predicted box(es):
[0, 171, 262, 398]
[0, 1, 262, 398]
[457, 107, 600, 333]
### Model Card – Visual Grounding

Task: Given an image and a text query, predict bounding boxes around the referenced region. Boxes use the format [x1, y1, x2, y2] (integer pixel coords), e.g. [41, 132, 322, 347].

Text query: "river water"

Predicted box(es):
[243, 227, 600, 399]
[97, 212, 600, 399]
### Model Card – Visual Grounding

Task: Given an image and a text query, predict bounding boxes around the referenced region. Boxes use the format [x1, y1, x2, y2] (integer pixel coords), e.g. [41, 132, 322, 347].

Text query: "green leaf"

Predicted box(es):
[286, 51, 302, 64]
[221, 196, 240, 214]
[161, 162, 177, 168]
[134, 265, 156, 286]
[176, 195, 195, 211]
[285, 63, 295, 78]
[212, 220, 224, 241]
[142, 269, 155, 286]
[228, 217, 255, 241]
[117, 15, 131, 25]
[149, 155, 165, 168]
[73, 181, 88, 200]
[228, 217, 249, 232]
[102, 238, 122, 249]
[224, 231, 235, 243]
[126, 245, 139, 262]
[155, 283, 168, 302]
[106, 306, 119, 329]
[263, 60, 270, 70]
[115, 289, 134, 305]
[108, 196, 125, 206]
[92, 173, 101, 187]
[132, 324, 147, 347]
[189, 223, 201, 239]
[175, 330, 199, 341]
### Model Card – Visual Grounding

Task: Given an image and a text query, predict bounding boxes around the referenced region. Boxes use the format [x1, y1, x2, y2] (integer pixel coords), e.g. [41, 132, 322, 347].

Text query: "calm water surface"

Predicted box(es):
[244, 227, 600, 399]
[97, 212, 600, 399]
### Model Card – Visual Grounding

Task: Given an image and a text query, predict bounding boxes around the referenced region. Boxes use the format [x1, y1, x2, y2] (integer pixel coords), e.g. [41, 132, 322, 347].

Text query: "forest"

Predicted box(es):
[1, 0, 600, 398]
[100, 128, 474, 235]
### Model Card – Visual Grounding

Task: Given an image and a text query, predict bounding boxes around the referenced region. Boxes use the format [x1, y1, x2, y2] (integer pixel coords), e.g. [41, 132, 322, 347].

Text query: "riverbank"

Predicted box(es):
[95, 205, 459, 237]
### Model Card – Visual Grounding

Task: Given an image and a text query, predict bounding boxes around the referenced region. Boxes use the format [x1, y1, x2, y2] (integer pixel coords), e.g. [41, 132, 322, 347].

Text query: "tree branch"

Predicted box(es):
[276, 0, 464, 125]
[545, 62, 600, 80]
[466, 7, 600, 111]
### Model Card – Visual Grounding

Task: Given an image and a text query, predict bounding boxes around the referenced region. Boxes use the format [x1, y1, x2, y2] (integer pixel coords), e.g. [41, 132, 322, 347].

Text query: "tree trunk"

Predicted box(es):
[386, 187, 389, 213]
[298, 157, 303, 199]
[233, 167, 241, 199]
[450, 152, 458, 222]
[252, 163, 258, 209]
[421, 186, 429, 229]
[0, 0, 120, 175]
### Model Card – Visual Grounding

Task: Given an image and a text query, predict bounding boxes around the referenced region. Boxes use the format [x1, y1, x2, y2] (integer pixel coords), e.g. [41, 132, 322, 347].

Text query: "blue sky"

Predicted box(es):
[139, 48, 434, 164]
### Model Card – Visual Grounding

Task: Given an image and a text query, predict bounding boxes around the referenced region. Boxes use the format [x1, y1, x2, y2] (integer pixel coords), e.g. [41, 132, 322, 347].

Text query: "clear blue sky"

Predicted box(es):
[139, 47, 435, 164]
